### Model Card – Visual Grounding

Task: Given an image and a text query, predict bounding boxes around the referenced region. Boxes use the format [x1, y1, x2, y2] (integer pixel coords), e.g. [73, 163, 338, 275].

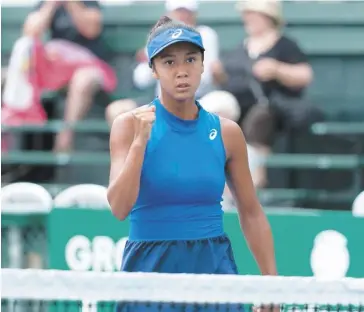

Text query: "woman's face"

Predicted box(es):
[152, 42, 204, 102]
[243, 11, 274, 36]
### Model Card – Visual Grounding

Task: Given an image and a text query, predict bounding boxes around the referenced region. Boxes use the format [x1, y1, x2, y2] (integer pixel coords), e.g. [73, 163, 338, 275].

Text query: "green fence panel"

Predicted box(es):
[43, 208, 364, 277]
[2, 208, 363, 277]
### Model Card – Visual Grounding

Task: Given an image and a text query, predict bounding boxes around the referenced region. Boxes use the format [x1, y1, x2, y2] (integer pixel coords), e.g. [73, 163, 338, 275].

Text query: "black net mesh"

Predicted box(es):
[1, 224, 48, 269]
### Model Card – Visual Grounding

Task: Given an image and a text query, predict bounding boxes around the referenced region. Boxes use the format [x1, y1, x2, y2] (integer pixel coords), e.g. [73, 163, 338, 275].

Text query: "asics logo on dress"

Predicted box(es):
[209, 129, 218, 140]
[171, 29, 183, 39]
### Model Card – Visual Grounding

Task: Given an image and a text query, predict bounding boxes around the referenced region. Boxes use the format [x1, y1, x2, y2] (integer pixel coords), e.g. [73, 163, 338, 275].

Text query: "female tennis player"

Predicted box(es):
[108, 16, 277, 311]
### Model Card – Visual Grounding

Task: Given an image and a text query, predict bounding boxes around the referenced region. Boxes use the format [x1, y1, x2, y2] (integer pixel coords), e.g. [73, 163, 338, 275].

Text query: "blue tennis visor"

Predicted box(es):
[147, 27, 205, 66]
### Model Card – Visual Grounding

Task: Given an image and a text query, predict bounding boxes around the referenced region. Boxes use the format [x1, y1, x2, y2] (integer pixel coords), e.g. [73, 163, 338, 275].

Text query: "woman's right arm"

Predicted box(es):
[107, 106, 155, 220]
[23, 2, 59, 38]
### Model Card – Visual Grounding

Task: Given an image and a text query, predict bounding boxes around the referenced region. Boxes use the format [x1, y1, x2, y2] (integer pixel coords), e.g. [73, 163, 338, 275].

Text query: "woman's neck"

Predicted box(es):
[246, 28, 280, 59]
[159, 93, 198, 120]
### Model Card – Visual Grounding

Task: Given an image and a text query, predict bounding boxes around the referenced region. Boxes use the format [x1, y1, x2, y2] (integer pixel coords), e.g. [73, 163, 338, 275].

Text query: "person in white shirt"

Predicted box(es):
[105, 0, 240, 125]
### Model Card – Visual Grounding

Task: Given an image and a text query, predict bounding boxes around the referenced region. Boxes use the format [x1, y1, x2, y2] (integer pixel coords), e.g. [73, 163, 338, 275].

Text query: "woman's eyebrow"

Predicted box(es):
[186, 51, 199, 56]
[159, 53, 176, 59]
[159, 50, 199, 59]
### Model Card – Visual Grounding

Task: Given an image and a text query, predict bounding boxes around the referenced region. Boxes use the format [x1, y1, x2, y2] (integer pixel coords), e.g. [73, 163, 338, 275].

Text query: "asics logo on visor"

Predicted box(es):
[171, 29, 183, 39]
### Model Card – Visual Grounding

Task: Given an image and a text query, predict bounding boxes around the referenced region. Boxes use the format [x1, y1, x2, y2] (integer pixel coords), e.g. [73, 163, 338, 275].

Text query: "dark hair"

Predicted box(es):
[147, 15, 204, 62]
[147, 16, 174, 43]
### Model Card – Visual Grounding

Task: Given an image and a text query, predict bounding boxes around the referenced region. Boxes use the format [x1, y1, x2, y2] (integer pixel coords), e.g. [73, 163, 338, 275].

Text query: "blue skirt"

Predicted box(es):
[115, 234, 245, 312]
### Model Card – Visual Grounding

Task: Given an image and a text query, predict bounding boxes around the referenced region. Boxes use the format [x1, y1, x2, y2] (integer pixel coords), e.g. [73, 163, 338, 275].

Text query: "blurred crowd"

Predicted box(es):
[2, 0, 321, 193]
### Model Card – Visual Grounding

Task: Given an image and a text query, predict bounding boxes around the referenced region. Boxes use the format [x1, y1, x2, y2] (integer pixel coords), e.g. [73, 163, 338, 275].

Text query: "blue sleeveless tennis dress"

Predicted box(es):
[116, 98, 242, 312]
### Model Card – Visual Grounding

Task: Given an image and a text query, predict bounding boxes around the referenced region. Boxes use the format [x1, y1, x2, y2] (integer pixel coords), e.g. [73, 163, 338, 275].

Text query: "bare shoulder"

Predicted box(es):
[220, 117, 242, 135]
[110, 103, 152, 147]
[219, 117, 247, 160]
[110, 104, 148, 131]
[220, 117, 245, 143]
[109, 112, 135, 150]
[111, 111, 133, 134]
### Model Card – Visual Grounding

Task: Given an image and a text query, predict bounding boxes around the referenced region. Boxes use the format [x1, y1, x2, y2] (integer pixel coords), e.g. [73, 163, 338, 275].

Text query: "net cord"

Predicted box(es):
[2, 269, 364, 305]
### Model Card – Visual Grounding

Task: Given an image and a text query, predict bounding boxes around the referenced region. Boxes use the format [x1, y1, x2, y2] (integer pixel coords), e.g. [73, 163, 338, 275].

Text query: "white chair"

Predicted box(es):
[1, 183, 52, 269]
[1, 182, 53, 214]
[352, 191, 364, 217]
[199, 90, 241, 122]
[53, 184, 109, 209]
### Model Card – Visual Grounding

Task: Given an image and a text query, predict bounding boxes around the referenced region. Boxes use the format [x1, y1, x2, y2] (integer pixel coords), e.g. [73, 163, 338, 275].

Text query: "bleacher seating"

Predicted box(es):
[1, 1, 363, 209]
[2, 2, 364, 117]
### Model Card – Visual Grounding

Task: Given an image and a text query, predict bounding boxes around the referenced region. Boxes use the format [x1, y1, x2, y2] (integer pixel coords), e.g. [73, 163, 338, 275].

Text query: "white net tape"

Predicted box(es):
[2, 269, 364, 305]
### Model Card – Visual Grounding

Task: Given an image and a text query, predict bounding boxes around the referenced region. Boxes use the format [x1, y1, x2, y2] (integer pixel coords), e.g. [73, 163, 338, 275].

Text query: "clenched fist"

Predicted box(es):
[131, 105, 156, 145]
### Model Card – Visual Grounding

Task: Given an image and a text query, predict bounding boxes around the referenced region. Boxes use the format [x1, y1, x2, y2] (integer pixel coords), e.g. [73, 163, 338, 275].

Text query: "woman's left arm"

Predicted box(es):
[275, 62, 313, 89]
[275, 38, 313, 88]
[221, 118, 277, 275]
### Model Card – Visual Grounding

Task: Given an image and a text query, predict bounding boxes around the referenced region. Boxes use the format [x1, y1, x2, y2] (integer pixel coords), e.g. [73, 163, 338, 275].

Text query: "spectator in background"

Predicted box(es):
[212, 0, 313, 188]
[105, 0, 240, 125]
[3, 1, 115, 153]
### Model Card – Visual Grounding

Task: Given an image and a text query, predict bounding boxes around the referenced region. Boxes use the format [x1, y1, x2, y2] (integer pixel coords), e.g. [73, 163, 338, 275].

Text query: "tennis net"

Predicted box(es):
[2, 269, 364, 312]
